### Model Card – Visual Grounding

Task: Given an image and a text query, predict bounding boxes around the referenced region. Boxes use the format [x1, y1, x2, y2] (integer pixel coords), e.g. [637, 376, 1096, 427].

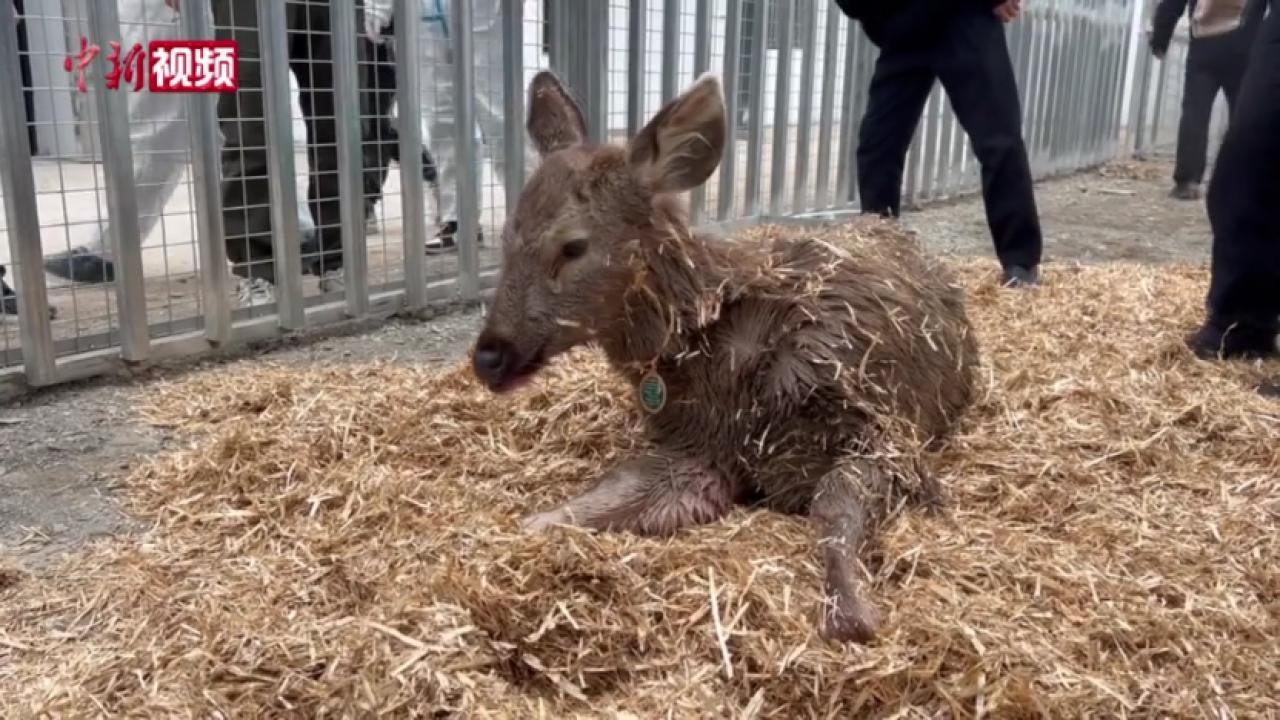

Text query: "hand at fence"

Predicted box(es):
[1147, 30, 1167, 59]
[365, 0, 393, 44]
[164, 0, 179, 11]
[994, 0, 1022, 23]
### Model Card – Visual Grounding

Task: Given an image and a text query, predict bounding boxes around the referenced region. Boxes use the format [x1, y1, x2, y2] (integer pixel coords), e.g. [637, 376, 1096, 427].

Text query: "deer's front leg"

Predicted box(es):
[521, 451, 733, 537]
[811, 459, 890, 644]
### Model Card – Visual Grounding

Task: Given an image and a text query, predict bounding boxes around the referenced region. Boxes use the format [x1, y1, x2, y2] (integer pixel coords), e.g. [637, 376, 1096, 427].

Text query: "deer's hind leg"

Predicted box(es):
[810, 458, 892, 644]
[521, 451, 734, 537]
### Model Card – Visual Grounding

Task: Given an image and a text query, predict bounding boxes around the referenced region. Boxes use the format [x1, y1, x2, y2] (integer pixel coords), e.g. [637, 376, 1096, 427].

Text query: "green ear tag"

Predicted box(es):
[638, 372, 667, 414]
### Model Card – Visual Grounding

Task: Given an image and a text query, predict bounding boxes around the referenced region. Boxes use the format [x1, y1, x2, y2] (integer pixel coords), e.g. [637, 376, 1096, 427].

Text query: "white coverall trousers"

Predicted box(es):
[43, 0, 315, 284]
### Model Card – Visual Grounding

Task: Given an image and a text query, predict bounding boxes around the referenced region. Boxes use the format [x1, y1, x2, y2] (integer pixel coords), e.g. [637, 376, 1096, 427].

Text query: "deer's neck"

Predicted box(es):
[601, 226, 748, 376]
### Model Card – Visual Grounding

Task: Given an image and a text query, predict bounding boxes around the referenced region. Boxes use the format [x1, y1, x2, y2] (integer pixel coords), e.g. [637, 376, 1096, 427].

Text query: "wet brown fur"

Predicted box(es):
[474, 71, 979, 643]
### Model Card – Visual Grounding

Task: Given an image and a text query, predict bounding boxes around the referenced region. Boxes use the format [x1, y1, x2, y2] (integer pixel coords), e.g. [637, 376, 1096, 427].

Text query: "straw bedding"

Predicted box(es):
[1, 223, 1277, 718]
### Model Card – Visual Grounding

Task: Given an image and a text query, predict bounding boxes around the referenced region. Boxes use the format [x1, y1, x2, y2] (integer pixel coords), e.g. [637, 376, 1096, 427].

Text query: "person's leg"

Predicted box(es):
[215, 0, 279, 286]
[855, 47, 935, 218]
[472, 2, 537, 209]
[1170, 44, 1218, 196]
[421, 0, 519, 253]
[362, 31, 399, 226]
[420, 10, 465, 251]
[1192, 10, 1280, 360]
[1217, 42, 1251, 119]
[290, 1, 346, 281]
[45, 0, 187, 284]
[933, 7, 1043, 279]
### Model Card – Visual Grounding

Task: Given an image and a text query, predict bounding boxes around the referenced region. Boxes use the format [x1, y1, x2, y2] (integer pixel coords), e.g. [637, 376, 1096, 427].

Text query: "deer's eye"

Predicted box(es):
[561, 238, 589, 261]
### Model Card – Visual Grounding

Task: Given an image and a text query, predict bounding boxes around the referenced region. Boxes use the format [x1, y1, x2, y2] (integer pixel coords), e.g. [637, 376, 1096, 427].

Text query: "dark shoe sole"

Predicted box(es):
[425, 230, 485, 256]
[44, 252, 116, 284]
[1185, 328, 1279, 360]
[1000, 265, 1041, 289]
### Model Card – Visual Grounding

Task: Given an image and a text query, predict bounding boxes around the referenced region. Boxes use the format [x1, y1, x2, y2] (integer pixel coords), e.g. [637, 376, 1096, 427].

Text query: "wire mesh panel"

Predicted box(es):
[1, 0, 1183, 393]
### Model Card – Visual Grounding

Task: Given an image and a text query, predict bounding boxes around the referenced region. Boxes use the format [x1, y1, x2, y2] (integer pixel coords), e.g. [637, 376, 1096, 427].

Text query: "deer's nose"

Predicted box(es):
[472, 334, 514, 385]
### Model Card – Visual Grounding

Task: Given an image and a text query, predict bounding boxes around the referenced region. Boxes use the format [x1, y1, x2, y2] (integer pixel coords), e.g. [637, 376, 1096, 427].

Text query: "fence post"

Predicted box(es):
[501, 0, 527, 213]
[742, 0, 769, 217]
[0, 6, 55, 385]
[1149, 49, 1168, 149]
[330, 0, 369, 315]
[258, 0, 306, 329]
[768, 0, 795, 216]
[550, 0, 606, 144]
[181, 2, 231, 343]
[395, 0, 427, 310]
[86, 0, 149, 361]
[834, 21, 858, 206]
[690, 0, 712, 224]
[627, 0, 647, 139]
[453, 0, 480, 300]
[661, 0, 680, 103]
[813, 4, 840, 209]
[717, 0, 743, 220]
[791, 0, 818, 214]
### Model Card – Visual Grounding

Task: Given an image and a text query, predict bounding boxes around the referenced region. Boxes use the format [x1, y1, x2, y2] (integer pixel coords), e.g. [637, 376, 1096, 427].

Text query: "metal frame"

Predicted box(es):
[181, 2, 231, 344]
[330, 0, 369, 316]
[0, 4, 55, 384]
[258, 0, 306, 329]
[86, 0, 149, 361]
[0, 0, 1187, 398]
[396, 0, 428, 310]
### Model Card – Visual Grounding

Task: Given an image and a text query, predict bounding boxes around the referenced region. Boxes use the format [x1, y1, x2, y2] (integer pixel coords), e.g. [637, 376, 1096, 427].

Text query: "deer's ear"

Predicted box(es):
[627, 73, 726, 194]
[526, 71, 588, 157]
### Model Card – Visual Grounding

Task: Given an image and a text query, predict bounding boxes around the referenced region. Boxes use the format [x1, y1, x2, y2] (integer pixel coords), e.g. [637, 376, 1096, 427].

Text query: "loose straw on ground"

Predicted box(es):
[1, 222, 1277, 718]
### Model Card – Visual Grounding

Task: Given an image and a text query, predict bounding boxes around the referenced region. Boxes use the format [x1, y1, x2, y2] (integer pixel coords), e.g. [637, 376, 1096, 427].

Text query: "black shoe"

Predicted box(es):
[1000, 265, 1040, 288]
[1170, 183, 1201, 201]
[1, 264, 16, 315]
[1185, 321, 1279, 360]
[425, 221, 484, 255]
[43, 247, 116, 284]
[1, 265, 56, 318]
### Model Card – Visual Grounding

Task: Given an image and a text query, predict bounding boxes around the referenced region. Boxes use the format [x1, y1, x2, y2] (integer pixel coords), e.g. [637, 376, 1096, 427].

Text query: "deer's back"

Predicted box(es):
[635, 231, 978, 502]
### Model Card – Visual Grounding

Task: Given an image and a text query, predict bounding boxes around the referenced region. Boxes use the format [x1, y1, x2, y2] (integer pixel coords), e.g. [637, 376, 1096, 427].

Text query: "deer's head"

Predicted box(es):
[471, 71, 727, 392]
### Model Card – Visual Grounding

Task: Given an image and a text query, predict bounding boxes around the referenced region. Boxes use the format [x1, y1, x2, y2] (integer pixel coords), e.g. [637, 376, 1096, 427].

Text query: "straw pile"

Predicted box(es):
[2, 224, 1278, 718]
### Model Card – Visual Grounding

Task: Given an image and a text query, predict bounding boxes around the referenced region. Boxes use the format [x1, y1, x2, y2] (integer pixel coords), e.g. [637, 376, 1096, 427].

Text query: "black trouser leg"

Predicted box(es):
[934, 7, 1043, 270]
[1205, 10, 1280, 338]
[290, 2, 348, 277]
[363, 34, 399, 216]
[215, 0, 278, 283]
[1173, 48, 1220, 187]
[855, 49, 935, 217]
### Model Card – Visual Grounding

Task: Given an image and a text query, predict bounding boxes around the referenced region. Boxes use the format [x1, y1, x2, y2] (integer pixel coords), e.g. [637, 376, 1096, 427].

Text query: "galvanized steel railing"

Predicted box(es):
[0, 0, 1183, 396]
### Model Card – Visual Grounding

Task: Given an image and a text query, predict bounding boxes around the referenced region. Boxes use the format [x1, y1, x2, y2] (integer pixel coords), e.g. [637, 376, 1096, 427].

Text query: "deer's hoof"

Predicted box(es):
[519, 509, 566, 534]
[821, 597, 882, 644]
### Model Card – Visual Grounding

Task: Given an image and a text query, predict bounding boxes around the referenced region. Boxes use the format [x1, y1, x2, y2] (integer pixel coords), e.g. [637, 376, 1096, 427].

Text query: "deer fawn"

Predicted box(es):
[471, 71, 978, 643]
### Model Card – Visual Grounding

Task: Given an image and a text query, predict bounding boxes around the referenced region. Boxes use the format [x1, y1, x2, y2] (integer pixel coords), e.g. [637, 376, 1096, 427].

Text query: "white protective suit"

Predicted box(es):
[365, 0, 537, 235]
[43, 0, 316, 285]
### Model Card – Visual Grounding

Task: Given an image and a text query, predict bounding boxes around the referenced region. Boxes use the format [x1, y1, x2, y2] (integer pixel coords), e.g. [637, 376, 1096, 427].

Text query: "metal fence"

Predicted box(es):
[0, 0, 1184, 396]
[1129, 31, 1230, 159]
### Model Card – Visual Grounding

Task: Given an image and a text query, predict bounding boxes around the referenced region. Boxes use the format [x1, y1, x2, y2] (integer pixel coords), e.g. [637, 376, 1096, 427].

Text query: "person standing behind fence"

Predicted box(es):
[41, 0, 319, 293]
[1150, 0, 1266, 201]
[360, 15, 440, 235]
[836, 0, 1044, 289]
[214, 0, 385, 305]
[1185, 0, 1279, 386]
[365, 0, 539, 255]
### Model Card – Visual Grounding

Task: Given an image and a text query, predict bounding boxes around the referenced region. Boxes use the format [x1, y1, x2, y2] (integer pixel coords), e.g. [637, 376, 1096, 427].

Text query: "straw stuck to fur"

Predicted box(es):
[1, 223, 1277, 718]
